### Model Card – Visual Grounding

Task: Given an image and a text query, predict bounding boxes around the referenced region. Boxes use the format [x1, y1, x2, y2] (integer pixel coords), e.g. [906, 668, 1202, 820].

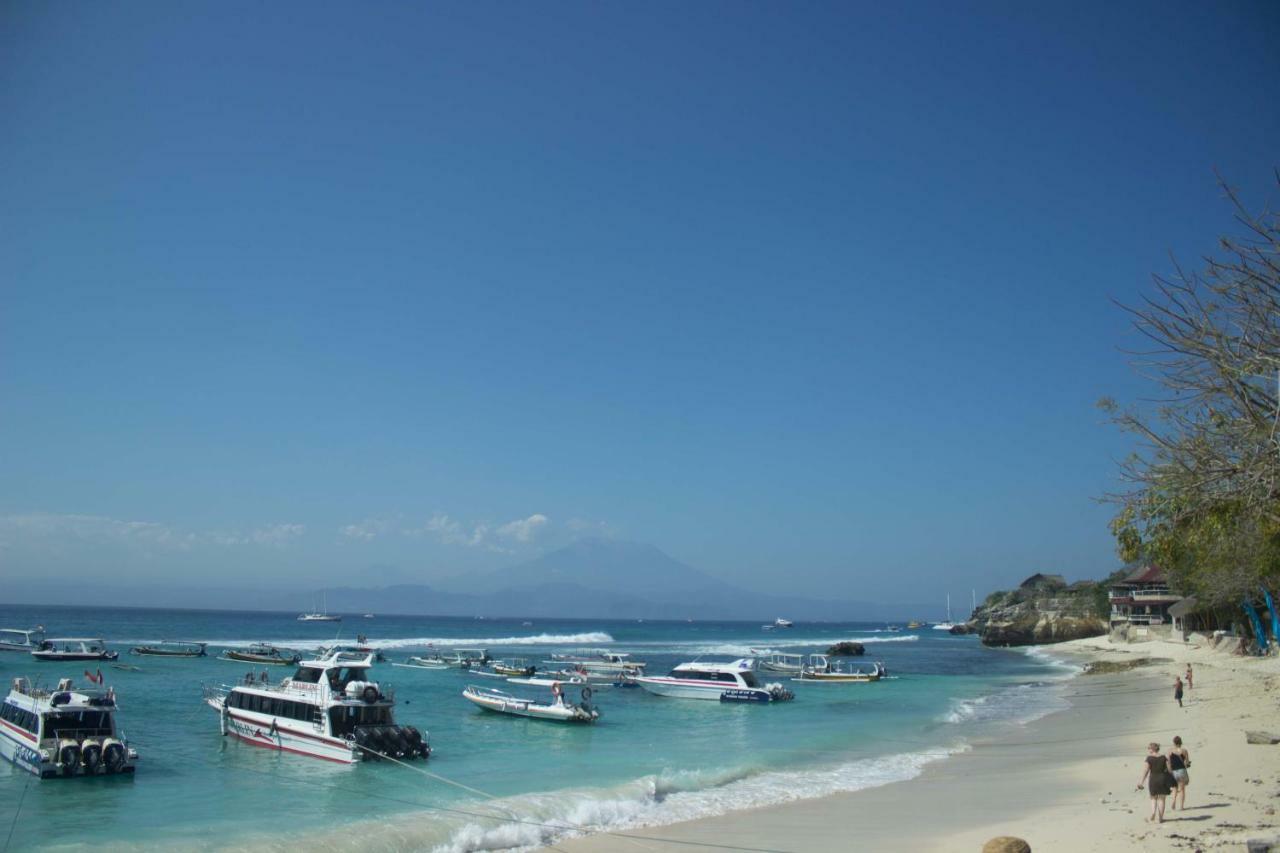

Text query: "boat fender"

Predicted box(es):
[51, 692, 71, 707]
[580, 687, 592, 703]
[81, 740, 102, 772]
[361, 685, 379, 704]
[103, 740, 126, 772]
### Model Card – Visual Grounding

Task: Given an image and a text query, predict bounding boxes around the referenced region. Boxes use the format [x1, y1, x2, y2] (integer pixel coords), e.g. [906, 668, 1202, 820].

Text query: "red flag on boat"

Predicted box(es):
[85, 669, 103, 684]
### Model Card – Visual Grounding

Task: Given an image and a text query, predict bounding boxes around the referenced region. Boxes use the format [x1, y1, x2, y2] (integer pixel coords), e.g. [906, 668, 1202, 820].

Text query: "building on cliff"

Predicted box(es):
[1108, 564, 1181, 629]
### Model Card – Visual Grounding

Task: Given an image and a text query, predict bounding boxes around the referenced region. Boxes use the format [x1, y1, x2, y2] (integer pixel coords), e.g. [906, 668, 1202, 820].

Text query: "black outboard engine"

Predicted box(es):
[354, 727, 379, 760]
[81, 741, 103, 773]
[103, 741, 126, 773]
[58, 742, 81, 776]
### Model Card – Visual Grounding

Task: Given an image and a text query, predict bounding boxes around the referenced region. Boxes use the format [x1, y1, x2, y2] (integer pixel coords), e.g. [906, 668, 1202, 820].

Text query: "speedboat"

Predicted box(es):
[218, 643, 301, 666]
[751, 651, 805, 674]
[791, 655, 885, 683]
[31, 639, 118, 662]
[462, 684, 599, 723]
[0, 627, 46, 653]
[635, 659, 794, 703]
[773, 618, 794, 628]
[130, 641, 207, 658]
[1, 676, 139, 778]
[393, 654, 450, 670]
[204, 649, 429, 764]
[543, 652, 645, 675]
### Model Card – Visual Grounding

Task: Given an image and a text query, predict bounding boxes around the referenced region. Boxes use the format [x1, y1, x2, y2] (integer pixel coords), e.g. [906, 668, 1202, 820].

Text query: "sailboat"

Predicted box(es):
[932, 594, 956, 631]
[298, 592, 341, 622]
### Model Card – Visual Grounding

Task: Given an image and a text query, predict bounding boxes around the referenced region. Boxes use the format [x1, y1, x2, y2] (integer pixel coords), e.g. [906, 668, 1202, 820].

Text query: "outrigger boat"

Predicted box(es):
[218, 643, 301, 666]
[544, 651, 645, 675]
[1, 676, 138, 778]
[489, 658, 536, 677]
[204, 649, 429, 764]
[462, 683, 599, 723]
[0, 627, 46, 653]
[791, 655, 886, 683]
[32, 638, 118, 662]
[448, 649, 490, 669]
[751, 651, 805, 674]
[130, 641, 207, 658]
[635, 659, 794, 703]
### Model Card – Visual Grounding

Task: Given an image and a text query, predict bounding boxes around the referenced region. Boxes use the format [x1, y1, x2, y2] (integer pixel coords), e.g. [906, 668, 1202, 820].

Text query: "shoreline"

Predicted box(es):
[556, 636, 1280, 852]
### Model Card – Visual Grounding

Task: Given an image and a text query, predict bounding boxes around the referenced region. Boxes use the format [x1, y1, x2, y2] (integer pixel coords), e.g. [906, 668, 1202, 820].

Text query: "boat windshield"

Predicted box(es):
[292, 666, 324, 683]
[740, 671, 759, 687]
[329, 704, 392, 736]
[45, 710, 113, 738]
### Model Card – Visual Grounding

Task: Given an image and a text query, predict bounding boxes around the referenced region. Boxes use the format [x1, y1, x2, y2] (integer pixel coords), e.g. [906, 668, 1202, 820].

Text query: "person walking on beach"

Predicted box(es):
[1168, 736, 1191, 810]
[1185, 664, 1193, 690]
[1137, 741, 1173, 823]
[1173, 675, 1184, 707]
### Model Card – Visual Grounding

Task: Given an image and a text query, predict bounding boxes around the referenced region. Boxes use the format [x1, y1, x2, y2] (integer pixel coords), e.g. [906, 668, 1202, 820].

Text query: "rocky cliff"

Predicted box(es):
[970, 573, 1108, 647]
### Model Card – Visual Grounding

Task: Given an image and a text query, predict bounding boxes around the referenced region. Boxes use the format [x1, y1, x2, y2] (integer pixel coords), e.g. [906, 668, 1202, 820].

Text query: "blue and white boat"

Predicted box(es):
[634, 659, 793, 702]
[1, 676, 138, 778]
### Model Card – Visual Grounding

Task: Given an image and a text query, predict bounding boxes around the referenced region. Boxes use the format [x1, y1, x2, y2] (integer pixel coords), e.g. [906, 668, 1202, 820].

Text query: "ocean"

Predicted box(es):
[0, 605, 1077, 852]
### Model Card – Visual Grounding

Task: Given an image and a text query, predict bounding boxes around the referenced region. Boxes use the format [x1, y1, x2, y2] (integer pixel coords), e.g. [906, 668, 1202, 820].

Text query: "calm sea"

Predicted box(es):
[0, 604, 1076, 851]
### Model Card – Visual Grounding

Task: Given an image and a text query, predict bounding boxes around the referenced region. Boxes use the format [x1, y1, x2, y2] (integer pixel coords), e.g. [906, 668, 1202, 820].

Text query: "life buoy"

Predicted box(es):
[361, 685, 379, 704]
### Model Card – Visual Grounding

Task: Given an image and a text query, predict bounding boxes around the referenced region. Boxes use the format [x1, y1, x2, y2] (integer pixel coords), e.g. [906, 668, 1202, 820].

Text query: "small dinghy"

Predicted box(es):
[462, 684, 599, 723]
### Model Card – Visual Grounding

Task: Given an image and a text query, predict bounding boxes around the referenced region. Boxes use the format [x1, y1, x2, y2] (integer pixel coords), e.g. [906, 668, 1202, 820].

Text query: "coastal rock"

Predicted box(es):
[1246, 836, 1279, 853]
[949, 622, 977, 635]
[1245, 731, 1280, 745]
[982, 837, 1031, 853]
[973, 573, 1108, 647]
[825, 641, 865, 656]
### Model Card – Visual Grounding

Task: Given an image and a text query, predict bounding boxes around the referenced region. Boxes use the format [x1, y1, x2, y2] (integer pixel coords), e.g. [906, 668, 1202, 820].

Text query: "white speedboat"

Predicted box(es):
[773, 618, 794, 628]
[32, 638, 118, 662]
[751, 651, 805, 674]
[1, 676, 138, 778]
[204, 649, 429, 765]
[393, 654, 450, 670]
[635, 659, 794, 703]
[544, 651, 645, 675]
[462, 684, 599, 723]
[0, 627, 46, 653]
[791, 655, 885, 683]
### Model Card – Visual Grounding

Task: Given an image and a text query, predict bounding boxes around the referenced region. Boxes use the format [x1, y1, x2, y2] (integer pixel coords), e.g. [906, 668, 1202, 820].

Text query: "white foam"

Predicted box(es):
[942, 681, 1071, 727]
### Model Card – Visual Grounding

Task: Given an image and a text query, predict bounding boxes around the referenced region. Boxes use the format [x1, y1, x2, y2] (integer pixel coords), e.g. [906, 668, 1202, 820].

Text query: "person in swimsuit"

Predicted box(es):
[1185, 664, 1193, 690]
[1136, 741, 1173, 823]
[1173, 676, 1184, 707]
[1168, 735, 1191, 810]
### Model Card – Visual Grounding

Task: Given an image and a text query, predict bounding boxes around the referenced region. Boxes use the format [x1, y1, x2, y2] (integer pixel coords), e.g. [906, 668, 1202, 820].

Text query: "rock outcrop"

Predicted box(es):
[972, 573, 1107, 647]
[982, 837, 1031, 853]
[825, 641, 865, 656]
[1245, 731, 1280, 745]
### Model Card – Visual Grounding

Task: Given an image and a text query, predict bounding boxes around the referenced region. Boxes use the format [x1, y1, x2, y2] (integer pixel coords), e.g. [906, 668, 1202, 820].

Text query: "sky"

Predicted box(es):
[2, 1, 1279, 606]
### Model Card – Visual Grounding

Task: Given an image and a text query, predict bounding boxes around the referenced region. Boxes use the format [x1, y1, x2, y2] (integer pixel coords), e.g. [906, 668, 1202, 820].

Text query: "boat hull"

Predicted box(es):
[635, 678, 774, 701]
[0, 724, 136, 779]
[462, 687, 597, 723]
[31, 651, 119, 662]
[207, 697, 359, 764]
[219, 652, 298, 665]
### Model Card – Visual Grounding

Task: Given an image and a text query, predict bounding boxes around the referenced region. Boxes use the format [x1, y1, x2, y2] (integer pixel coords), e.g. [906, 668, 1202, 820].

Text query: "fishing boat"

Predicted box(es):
[363, 614, 375, 619]
[906, 620, 924, 629]
[130, 641, 207, 658]
[462, 684, 599, 723]
[1, 676, 138, 778]
[298, 592, 341, 622]
[204, 649, 429, 764]
[634, 659, 794, 703]
[751, 651, 805, 674]
[393, 654, 450, 670]
[448, 649, 490, 668]
[885, 625, 902, 633]
[218, 643, 301, 666]
[773, 618, 794, 628]
[31, 639, 118, 662]
[0, 627, 46, 653]
[489, 658, 536, 677]
[791, 655, 885, 683]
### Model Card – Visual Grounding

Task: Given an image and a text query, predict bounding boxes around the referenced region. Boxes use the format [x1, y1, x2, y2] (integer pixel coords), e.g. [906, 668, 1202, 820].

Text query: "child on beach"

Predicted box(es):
[1137, 742, 1173, 823]
[1173, 676, 1184, 707]
[1168, 736, 1191, 810]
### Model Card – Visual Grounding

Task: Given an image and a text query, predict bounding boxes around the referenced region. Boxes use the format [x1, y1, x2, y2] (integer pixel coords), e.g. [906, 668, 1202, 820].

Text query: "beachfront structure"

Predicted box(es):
[1108, 565, 1180, 629]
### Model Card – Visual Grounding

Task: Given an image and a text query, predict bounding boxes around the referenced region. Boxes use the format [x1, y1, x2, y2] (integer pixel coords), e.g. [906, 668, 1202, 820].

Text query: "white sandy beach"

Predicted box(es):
[557, 636, 1280, 852]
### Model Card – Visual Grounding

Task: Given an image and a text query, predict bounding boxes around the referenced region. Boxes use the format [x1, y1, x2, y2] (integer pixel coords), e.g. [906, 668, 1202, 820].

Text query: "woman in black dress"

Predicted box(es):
[1136, 741, 1173, 822]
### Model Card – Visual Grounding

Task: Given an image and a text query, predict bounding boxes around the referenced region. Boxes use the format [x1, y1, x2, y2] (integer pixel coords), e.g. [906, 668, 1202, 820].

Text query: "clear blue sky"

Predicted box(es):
[2, 1, 1278, 604]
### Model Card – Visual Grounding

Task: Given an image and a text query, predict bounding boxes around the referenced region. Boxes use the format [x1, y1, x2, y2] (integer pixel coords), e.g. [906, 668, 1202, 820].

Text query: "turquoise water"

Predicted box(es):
[0, 605, 1075, 851]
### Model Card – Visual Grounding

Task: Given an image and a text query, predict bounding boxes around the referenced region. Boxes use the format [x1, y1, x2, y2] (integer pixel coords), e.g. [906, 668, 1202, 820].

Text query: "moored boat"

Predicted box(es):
[634, 659, 794, 703]
[773, 618, 794, 628]
[393, 654, 450, 670]
[791, 655, 885, 683]
[490, 658, 536, 677]
[449, 649, 490, 668]
[0, 627, 46, 653]
[203, 649, 429, 764]
[462, 684, 599, 723]
[751, 651, 805, 674]
[218, 643, 302, 666]
[1, 676, 138, 778]
[130, 641, 207, 658]
[32, 638, 118, 662]
[544, 651, 645, 675]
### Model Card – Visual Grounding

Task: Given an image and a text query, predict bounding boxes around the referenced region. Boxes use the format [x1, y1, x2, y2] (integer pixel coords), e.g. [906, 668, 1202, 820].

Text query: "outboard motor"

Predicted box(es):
[102, 739, 126, 773]
[57, 740, 81, 776]
[81, 739, 103, 773]
[354, 727, 379, 760]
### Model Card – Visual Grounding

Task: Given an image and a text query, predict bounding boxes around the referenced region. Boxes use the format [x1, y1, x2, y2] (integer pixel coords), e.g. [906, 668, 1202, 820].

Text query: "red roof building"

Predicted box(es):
[1108, 564, 1180, 627]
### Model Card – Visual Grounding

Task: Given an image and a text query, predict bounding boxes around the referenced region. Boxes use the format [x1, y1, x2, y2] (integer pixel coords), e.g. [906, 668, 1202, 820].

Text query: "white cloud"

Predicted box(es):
[0, 513, 304, 551]
[496, 513, 549, 543]
[339, 518, 393, 540]
[415, 512, 550, 552]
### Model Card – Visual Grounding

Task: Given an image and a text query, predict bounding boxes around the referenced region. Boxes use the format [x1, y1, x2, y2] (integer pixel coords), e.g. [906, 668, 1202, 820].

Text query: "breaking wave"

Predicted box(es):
[124, 632, 617, 651]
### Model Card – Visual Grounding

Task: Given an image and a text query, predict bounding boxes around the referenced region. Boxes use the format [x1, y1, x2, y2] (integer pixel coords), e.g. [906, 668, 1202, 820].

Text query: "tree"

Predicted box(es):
[1101, 174, 1280, 606]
